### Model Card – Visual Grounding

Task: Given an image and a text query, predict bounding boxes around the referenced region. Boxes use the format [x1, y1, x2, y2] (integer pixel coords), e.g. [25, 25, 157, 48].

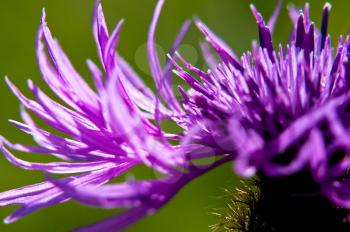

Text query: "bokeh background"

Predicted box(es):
[0, 0, 349, 231]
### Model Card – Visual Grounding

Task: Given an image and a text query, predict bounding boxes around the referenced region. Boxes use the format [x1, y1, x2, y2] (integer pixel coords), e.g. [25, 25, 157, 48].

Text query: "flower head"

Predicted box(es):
[1, 0, 350, 231]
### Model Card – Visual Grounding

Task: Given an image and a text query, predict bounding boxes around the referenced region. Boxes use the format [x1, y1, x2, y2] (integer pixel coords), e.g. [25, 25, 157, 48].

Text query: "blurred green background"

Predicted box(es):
[0, 0, 349, 231]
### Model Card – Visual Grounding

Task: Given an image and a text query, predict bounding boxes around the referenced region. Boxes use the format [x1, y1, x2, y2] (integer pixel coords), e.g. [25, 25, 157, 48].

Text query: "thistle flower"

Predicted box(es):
[1, 0, 350, 231]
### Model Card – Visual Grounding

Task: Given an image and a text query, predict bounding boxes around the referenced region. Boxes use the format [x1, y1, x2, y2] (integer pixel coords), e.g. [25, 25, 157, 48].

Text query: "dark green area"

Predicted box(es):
[0, 0, 349, 231]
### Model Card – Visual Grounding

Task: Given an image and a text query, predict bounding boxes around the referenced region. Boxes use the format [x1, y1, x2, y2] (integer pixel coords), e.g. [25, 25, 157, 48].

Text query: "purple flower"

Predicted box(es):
[1, 0, 350, 230]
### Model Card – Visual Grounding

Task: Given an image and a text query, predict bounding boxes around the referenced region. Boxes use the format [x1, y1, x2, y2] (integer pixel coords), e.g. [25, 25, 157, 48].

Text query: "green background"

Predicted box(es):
[0, 0, 348, 231]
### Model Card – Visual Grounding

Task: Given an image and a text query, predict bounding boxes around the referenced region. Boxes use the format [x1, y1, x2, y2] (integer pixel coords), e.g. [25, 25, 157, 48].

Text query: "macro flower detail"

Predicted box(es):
[1, 0, 350, 231]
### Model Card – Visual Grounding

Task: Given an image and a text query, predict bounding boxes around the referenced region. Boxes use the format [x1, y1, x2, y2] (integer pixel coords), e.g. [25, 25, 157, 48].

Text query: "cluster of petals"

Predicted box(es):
[1, 0, 350, 230]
